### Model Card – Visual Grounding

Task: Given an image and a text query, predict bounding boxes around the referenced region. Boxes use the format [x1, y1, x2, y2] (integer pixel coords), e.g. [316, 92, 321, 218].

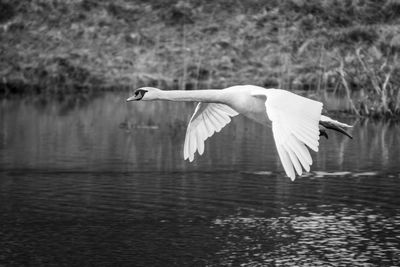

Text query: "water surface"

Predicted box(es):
[1, 93, 399, 266]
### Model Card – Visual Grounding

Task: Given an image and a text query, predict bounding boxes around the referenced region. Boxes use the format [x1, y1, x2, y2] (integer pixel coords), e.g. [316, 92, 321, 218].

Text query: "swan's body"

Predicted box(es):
[127, 85, 352, 181]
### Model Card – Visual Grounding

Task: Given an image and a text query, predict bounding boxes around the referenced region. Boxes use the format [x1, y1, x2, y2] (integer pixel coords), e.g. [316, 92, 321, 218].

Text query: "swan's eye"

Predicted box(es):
[133, 89, 148, 100]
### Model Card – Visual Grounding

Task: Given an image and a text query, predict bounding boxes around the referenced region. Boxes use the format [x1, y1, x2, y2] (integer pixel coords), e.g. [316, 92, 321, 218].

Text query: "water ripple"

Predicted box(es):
[211, 205, 400, 266]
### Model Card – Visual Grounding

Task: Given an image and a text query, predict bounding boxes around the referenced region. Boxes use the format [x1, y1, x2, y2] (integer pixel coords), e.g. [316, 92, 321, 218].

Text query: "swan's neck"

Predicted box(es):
[157, 89, 224, 103]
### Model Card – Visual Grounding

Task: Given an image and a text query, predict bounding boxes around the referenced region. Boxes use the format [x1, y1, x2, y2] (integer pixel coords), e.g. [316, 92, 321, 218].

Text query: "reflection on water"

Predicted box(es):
[213, 205, 400, 266]
[0, 92, 400, 266]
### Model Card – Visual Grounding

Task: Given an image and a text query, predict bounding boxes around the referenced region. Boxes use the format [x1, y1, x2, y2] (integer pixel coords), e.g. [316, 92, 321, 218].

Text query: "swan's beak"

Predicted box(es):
[126, 93, 142, 101]
[126, 95, 137, 102]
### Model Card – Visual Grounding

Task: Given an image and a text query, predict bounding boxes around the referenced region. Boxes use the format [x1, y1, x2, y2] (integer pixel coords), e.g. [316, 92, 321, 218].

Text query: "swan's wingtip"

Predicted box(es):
[188, 155, 194, 162]
[184, 157, 195, 163]
[184, 155, 193, 162]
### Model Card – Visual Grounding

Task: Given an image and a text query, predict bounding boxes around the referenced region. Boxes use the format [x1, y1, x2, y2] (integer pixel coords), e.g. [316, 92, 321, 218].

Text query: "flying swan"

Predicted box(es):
[127, 85, 352, 181]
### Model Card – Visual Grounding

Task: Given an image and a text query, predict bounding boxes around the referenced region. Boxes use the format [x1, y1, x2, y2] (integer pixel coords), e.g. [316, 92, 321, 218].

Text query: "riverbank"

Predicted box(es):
[1, 0, 400, 116]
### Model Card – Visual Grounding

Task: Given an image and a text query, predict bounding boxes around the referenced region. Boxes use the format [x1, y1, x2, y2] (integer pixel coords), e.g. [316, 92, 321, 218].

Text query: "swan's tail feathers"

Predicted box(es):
[319, 115, 353, 139]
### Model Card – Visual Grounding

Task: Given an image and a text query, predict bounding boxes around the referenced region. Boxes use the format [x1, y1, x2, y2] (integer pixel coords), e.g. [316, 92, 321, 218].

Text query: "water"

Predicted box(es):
[1, 92, 400, 266]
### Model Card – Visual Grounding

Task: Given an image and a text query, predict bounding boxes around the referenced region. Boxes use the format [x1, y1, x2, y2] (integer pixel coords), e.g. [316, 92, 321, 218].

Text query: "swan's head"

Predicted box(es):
[126, 87, 161, 101]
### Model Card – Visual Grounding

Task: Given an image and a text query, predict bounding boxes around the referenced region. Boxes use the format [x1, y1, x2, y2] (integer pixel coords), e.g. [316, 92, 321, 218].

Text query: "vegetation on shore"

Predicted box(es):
[1, 0, 400, 116]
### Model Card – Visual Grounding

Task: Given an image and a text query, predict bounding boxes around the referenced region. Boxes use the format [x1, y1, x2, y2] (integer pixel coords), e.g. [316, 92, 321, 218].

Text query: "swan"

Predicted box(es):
[127, 85, 352, 181]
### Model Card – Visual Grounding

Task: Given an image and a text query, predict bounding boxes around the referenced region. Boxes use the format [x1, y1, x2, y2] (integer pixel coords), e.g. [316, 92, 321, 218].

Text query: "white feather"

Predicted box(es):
[183, 103, 238, 161]
[196, 126, 205, 155]
[253, 89, 323, 180]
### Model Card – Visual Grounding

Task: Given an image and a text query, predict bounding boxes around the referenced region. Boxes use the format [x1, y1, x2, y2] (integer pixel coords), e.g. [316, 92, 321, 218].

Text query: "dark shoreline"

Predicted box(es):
[1, 0, 400, 117]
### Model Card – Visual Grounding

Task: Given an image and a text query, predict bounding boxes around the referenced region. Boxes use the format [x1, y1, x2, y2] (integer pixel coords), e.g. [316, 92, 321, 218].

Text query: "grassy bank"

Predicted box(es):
[1, 0, 400, 116]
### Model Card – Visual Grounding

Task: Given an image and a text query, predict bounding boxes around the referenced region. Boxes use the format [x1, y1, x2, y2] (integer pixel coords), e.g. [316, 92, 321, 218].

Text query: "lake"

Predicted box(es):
[0, 92, 399, 266]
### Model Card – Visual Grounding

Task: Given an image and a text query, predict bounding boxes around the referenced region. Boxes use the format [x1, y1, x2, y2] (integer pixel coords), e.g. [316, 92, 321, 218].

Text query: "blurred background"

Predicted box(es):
[1, 0, 400, 115]
[1, 1, 400, 266]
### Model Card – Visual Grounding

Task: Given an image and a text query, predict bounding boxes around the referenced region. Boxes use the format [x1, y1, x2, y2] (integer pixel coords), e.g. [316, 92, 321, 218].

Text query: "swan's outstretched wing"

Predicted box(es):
[252, 89, 323, 180]
[184, 103, 238, 161]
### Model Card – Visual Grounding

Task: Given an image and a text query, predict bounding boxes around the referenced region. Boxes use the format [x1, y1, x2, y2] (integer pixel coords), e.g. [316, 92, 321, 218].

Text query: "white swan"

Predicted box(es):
[127, 85, 352, 181]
